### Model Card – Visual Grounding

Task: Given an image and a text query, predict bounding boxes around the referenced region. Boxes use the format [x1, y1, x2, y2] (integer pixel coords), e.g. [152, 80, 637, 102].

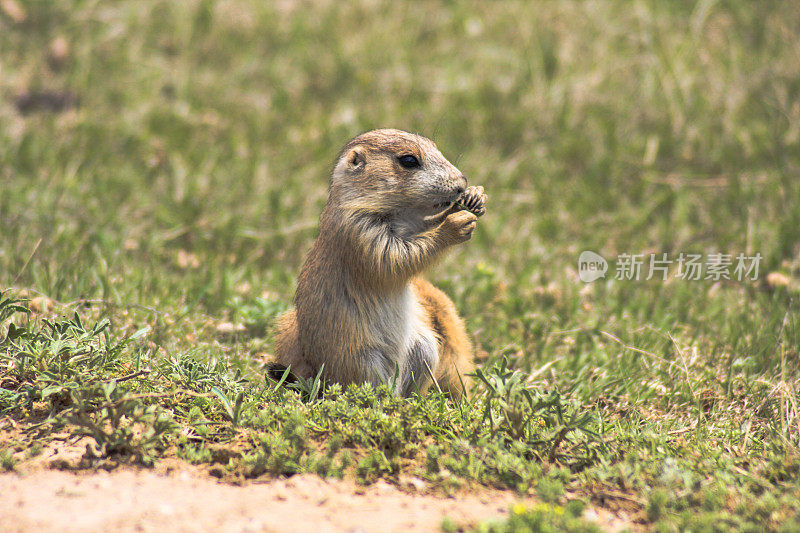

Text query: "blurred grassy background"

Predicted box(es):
[2, 0, 800, 430]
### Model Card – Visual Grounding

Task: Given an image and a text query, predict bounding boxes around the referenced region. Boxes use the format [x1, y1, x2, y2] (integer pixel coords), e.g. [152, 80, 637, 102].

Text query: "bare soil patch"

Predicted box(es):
[0, 423, 635, 532]
[1, 469, 523, 533]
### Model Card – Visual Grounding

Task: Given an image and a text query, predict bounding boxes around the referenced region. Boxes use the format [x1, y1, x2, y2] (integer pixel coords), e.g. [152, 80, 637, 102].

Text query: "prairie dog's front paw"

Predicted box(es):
[458, 186, 487, 217]
[443, 210, 478, 244]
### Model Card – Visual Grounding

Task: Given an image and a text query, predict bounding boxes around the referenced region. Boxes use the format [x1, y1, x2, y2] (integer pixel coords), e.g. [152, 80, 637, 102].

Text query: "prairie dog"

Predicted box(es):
[271, 129, 487, 398]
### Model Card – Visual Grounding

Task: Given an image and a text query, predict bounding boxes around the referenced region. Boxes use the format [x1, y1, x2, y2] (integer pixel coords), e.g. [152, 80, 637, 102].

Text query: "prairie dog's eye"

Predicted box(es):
[397, 154, 421, 168]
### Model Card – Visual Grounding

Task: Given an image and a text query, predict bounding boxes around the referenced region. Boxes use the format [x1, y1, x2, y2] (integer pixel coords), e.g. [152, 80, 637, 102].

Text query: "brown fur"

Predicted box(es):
[411, 278, 475, 395]
[272, 129, 487, 399]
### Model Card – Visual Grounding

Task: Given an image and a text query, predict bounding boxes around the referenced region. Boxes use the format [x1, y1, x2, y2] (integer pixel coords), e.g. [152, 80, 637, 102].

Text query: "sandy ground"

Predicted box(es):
[0, 430, 635, 532]
[0, 469, 525, 533]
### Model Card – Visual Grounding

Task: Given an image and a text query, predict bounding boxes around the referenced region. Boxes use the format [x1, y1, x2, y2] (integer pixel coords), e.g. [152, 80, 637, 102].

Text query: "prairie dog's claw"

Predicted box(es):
[457, 186, 487, 217]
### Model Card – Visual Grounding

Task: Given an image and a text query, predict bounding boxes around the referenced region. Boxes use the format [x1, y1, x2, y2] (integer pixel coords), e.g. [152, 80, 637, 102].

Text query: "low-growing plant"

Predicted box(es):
[474, 359, 603, 468]
[61, 380, 177, 465]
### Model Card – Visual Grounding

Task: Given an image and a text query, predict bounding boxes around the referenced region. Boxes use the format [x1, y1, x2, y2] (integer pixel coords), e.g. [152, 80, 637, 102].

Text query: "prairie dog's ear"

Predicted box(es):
[345, 147, 366, 170]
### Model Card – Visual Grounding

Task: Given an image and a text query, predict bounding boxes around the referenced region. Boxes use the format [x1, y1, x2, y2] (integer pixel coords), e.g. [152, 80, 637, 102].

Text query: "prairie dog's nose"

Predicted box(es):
[454, 174, 467, 195]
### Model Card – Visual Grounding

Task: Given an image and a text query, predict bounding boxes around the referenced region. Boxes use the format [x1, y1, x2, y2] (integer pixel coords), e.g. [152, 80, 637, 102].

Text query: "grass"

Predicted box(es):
[1, 0, 800, 530]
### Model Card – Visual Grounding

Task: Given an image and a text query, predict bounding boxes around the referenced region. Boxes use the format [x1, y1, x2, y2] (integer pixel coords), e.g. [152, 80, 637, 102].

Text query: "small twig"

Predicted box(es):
[111, 370, 151, 383]
[62, 298, 164, 317]
[666, 426, 695, 436]
[178, 390, 215, 399]
[769, 297, 792, 363]
[7, 289, 165, 317]
[600, 330, 671, 370]
[548, 426, 570, 463]
[669, 332, 697, 405]
[13, 238, 42, 284]
[730, 465, 774, 489]
[423, 360, 443, 394]
[113, 390, 215, 403]
[738, 414, 753, 455]
[110, 392, 174, 403]
[591, 490, 646, 506]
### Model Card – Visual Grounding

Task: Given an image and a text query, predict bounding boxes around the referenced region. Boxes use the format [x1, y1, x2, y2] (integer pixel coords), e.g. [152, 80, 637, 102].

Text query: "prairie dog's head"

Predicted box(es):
[330, 129, 467, 219]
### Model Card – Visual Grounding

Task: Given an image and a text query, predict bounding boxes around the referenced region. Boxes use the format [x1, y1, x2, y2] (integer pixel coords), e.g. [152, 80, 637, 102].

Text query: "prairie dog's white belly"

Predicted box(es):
[362, 286, 438, 389]
[367, 286, 414, 362]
